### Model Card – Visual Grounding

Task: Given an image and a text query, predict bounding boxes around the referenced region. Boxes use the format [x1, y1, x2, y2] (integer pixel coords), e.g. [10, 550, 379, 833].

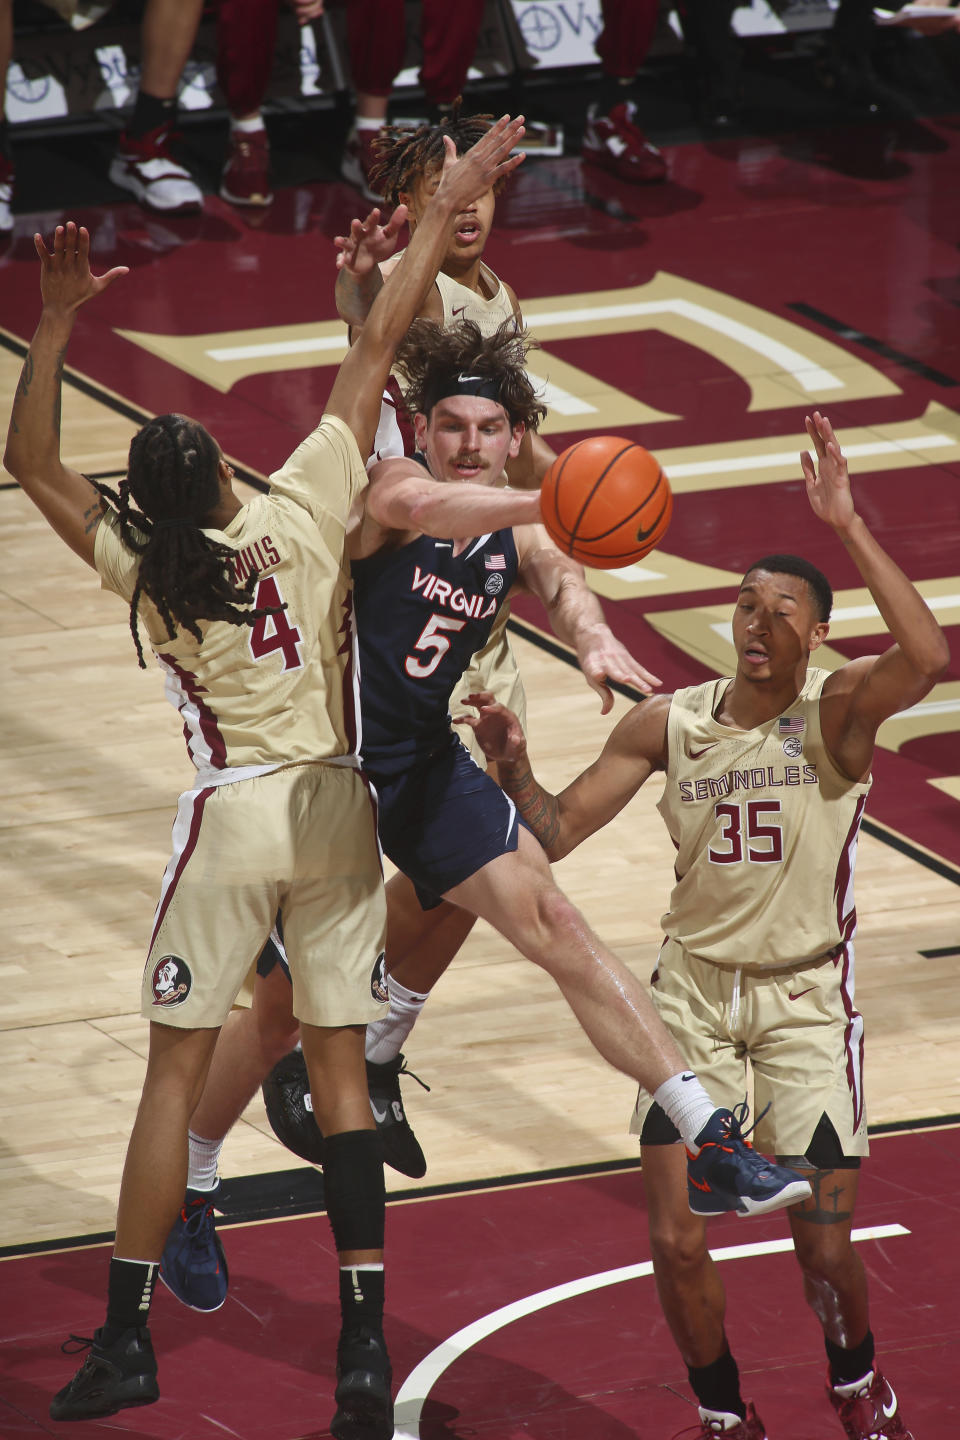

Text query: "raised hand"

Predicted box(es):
[334, 204, 409, 276]
[434, 113, 526, 211]
[453, 691, 528, 765]
[35, 223, 128, 315]
[800, 410, 855, 532]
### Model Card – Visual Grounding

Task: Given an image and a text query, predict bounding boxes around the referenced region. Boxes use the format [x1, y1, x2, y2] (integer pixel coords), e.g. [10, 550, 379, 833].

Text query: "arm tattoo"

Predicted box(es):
[499, 759, 561, 851]
[82, 497, 106, 535]
[53, 346, 66, 436]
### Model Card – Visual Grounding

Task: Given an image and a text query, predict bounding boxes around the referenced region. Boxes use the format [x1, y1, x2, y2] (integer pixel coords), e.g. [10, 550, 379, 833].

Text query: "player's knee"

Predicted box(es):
[529, 882, 586, 949]
[650, 1217, 710, 1275]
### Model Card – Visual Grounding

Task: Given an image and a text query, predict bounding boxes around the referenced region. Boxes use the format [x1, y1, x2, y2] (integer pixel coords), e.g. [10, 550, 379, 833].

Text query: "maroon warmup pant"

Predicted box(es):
[215, 0, 662, 120]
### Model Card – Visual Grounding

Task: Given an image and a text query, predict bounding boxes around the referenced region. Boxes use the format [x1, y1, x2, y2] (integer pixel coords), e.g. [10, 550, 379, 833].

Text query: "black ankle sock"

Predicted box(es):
[128, 91, 176, 139]
[338, 1264, 385, 1338]
[688, 1347, 746, 1420]
[598, 73, 639, 114]
[826, 1330, 875, 1387]
[0, 120, 10, 163]
[105, 1257, 158, 1334]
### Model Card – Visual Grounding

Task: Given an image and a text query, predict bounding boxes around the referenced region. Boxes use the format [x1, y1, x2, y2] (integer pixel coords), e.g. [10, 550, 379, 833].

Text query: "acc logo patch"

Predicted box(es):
[370, 951, 389, 1004]
[150, 955, 192, 1008]
[484, 572, 504, 595]
[781, 736, 803, 758]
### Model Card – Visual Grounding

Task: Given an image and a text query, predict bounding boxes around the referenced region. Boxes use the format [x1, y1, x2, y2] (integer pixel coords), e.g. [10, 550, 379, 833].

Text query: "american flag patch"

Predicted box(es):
[485, 554, 506, 571]
[779, 716, 805, 735]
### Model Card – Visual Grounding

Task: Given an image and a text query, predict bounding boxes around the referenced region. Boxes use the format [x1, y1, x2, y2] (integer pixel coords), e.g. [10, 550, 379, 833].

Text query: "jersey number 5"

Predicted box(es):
[709, 799, 783, 864]
[405, 614, 467, 679]
[248, 575, 304, 672]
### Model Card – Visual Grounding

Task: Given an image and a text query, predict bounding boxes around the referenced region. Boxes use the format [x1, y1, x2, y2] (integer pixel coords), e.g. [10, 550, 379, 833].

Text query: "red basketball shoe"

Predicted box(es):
[692, 1402, 769, 1438]
[220, 127, 273, 207]
[581, 101, 667, 184]
[827, 1368, 915, 1440]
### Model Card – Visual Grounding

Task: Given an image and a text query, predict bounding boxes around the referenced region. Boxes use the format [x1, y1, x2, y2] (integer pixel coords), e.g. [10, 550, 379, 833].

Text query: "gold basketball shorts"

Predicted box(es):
[630, 936, 869, 1160]
[142, 762, 387, 1030]
[454, 624, 527, 768]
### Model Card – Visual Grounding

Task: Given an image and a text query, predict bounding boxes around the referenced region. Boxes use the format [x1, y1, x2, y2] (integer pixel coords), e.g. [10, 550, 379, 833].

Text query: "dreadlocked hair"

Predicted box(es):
[394, 318, 547, 433]
[91, 414, 283, 668]
[370, 99, 510, 209]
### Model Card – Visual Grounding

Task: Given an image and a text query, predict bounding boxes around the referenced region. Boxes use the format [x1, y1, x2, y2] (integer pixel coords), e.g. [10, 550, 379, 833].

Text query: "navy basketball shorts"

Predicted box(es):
[370, 737, 522, 908]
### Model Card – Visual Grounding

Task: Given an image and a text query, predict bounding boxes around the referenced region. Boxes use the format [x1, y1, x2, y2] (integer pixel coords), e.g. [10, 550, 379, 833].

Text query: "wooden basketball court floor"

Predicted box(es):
[1, 108, 959, 1438]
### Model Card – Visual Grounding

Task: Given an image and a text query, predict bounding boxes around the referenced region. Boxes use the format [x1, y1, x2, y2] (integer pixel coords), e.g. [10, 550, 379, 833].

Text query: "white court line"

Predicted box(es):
[666, 434, 954, 479]
[392, 1223, 910, 1438]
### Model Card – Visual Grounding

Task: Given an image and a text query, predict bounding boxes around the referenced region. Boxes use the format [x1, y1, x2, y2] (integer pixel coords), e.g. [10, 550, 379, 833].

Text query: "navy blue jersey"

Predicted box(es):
[353, 525, 519, 776]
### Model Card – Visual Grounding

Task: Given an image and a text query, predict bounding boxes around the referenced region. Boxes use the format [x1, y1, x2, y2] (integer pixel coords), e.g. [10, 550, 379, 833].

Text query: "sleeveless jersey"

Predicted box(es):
[352, 524, 519, 776]
[94, 415, 367, 783]
[657, 668, 872, 970]
[369, 256, 516, 466]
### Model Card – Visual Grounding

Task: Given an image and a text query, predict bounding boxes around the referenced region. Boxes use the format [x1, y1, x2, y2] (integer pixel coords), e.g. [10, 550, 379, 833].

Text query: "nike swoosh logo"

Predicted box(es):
[882, 1389, 898, 1420]
[788, 987, 815, 1001]
[371, 1103, 389, 1124]
[681, 1073, 697, 1082]
[634, 469, 669, 542]
[688, 744, 719, 759]
[452, 306, 468, 317]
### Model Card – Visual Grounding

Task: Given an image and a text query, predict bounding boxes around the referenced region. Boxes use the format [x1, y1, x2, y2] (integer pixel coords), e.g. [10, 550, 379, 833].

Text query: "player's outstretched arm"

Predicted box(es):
[3, 222, 128, 567]
[516, 530, 662, 711]
[362, 456, 541, 538]
[804, 411, 950, 772]
[454, 691, 670, 859]
[326, 115, 525, 457]
[333, 206, 398, 331]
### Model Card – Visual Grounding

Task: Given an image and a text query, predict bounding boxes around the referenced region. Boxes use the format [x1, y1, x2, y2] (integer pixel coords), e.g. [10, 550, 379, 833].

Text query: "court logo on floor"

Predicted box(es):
[150, 955, 193, 1008]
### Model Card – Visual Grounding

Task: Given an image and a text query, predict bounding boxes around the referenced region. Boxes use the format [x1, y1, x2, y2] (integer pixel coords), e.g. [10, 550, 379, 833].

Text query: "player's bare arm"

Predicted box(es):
[351, 455, 541, 559]
[514, 523, 662, 708]
[3, 222, 128, 567]
[803, 411, 950, 779]
[334, 207, 398, 331]
[326, 114, 526, 456]
[456, 690, 671, 859]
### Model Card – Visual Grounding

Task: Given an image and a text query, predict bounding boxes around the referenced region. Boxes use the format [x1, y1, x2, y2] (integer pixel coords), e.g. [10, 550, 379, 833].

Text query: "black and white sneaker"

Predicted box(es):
[332, 1327, 393, 1440]
[367, 1052, 428, 1179]
[49, 1326, 158, 1421]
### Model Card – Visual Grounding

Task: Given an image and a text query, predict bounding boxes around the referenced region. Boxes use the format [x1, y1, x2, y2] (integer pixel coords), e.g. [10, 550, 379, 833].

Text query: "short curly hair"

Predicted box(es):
[370, 100, 513, 210]
[394, 318, 547, 432]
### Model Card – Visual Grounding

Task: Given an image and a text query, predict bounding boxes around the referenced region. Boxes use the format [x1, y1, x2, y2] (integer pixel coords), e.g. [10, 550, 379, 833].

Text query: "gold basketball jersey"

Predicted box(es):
[95, 415, 367, 781]
[434, 264, 516, 333]
[657, 668, 871, 969]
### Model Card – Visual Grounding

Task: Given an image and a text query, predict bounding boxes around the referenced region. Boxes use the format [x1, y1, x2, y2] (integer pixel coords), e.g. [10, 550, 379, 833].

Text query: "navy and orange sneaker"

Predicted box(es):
[828, 1368, 915, 1440]
[687, 1106, 812, 1216]
[159, 1183, 229, 1311]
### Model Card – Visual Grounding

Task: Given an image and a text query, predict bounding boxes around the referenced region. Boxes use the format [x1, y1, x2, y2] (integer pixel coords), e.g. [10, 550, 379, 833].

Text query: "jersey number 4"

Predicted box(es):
[708, 799, 783, 864]
[405, 614, 467, 679]
[248, 575, 304, 672]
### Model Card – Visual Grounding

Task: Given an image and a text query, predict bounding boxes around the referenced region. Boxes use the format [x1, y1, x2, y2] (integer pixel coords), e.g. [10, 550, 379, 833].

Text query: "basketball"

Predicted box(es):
[539, 436, 673, 568]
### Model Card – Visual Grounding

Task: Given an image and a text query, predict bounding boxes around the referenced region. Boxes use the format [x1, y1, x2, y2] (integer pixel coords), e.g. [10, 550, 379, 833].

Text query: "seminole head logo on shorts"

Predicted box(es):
[150, 955, 193, 1008]
[370, 951, 389, 1005]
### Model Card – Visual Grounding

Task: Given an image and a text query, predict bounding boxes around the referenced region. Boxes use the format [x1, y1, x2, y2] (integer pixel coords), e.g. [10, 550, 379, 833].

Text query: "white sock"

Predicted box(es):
[187, 1130, 223, 1191]
[365, 978, 430, 1064]
[354, 114, 384, 133]
[230, 113, 265, 134]
[653, 1073, 717, 1149]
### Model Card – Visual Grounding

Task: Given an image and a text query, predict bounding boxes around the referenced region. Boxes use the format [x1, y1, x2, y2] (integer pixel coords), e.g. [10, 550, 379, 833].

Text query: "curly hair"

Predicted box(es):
[92, 414, 281, 668]
[370, 99, 512, 210]
[394, 318, 547, 432]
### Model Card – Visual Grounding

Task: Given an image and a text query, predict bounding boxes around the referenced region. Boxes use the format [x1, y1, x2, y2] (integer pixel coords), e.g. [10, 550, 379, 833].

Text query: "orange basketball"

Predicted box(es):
[540, 436, 672, 568]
